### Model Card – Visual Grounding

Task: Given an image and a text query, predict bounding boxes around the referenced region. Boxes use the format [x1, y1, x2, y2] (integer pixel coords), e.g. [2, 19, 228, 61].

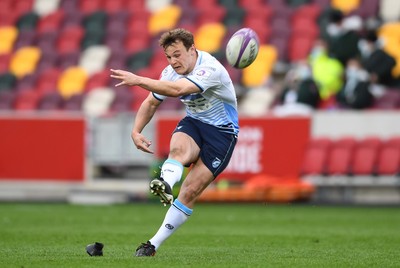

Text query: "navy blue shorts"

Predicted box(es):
[173, 116, 238, 178]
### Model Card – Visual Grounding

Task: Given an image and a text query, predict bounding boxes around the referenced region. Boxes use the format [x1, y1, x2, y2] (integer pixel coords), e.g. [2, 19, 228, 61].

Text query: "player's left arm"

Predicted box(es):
[110, 69, 200, 97]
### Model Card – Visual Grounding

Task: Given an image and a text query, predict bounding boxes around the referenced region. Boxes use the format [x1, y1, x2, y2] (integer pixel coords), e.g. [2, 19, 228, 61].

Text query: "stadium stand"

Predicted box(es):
[0, 0, 399, 114]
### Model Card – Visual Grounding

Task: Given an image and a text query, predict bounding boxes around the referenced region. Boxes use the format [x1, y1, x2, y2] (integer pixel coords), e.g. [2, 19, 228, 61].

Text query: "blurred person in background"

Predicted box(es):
[359, 30, 399, 88]
[324, 9, 360, 66]
[109, 28, 238, 257]
[336, 58, 373, 109]
[309, 39, 344, 102]
[273, 60, 320, 116]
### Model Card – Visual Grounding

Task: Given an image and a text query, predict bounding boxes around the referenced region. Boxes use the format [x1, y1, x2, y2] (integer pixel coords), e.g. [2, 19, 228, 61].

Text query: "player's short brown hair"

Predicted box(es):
[159, 28, 194, 51]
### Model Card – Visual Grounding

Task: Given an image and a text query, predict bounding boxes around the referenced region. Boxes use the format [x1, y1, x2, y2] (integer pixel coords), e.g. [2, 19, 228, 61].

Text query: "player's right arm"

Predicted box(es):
[131, 93, 162, 154]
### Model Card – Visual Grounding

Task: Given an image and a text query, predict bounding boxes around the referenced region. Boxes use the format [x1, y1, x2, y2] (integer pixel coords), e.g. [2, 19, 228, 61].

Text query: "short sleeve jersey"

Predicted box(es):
[153, 50, 239, 135]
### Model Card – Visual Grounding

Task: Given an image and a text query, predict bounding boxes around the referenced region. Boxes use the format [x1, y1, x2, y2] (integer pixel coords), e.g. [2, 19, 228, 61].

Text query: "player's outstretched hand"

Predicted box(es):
[110, 69, 139, 87]
[132, 131, 154, 154]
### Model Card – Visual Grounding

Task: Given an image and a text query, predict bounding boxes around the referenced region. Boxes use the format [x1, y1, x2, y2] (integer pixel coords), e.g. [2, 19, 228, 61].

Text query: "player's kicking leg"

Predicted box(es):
[150, 178, 173, 206]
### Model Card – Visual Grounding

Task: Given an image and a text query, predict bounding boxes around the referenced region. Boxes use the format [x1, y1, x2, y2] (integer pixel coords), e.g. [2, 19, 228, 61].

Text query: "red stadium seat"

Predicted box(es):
[85, 70, 110, 91]
[78, 0, 103, 15]
[301, 147, 329, 175]
[326, 147, 352, 175]
[326, 137, 356, 175]
[351, 147, 378, 175]
[14, 90, 40, 110]
[288, 35, 314, 61]
[37, 9, 65, 34]
[301, 137, 332, 175]
[386, 136, 400, 148]
[102, 0, 126, 14]
[376, 146, 400, 175]
[0, 53, 12, 73]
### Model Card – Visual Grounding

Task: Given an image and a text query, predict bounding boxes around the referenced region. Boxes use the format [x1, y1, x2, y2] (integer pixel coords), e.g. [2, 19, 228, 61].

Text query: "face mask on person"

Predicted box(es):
[358, 40, 373, 58]
[327, 23, 344, 37]
[296, 65, 312, 80]
[346, 66, 369, 81]
[310, 46, 325, 59]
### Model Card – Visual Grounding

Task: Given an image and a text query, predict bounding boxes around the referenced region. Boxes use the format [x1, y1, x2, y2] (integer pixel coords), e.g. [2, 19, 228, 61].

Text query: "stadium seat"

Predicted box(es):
[0, 26, 18, 54]
[301, 147, 329, 175]
[78, 0, 103, 15]
[56, 26, 84, 54]
[326, 147, 352, 175]
[195, 23, 226, 53]
[196, 6, 226, 26]
[223, 7, 246, 28]
[242, 45, 277, 87]
[0, 72, 17, 91]
[103, 0, 126, 14]
[376, 146, 400, 175]
[287, 0, 311, 8]
[38, 91, 64, 110]
[36, 68, 61, 94]
[16, 73, 38, 91]
[269, 36, 288, 61]
[379, 0, 400, 22]
[16, 11, 39, 31]
[351, 144, 378, 175]
[149, 4, 181, 36]
[62, 11, 83, 29]
[126, 49, 153, 71]
[372, 89, 400, 110]
[107, 50, 128, 70]
[192, 0, 218, 8]
[110, 86, 134, 112]
[79, 45, 111, 75]
[386, 136, 400, 148]
[331, 0, 361, 14]
[350, 0, 379, 18]
[14, 0, 34, 16]
[291, 17, 320, 40]
[125, 0, 146, 12]
[0, 54, 12, 73]
[33, 0, 61, 16]
[9, 46, 41, 78]
[124, 33, 150, 54]
[82, 87, 115, 116]
[37, 9, 65, 34]
[63, 93, 84, 111]
[288, 35, 314, 62]
[0, 90, 16, 110]
[238, 0, 265, 7]
[326, 137, 356, 175]
[57, 51, 80, 70]
[14, 29, 36, 49]
[57, 66, 88, 98]
[85, 70, 110, 91]
[14, 89, 40, 110]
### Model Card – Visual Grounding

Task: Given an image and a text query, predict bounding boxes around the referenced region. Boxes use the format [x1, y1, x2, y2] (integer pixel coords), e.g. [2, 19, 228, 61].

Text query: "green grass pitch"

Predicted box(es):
[0, 203, 399, 267]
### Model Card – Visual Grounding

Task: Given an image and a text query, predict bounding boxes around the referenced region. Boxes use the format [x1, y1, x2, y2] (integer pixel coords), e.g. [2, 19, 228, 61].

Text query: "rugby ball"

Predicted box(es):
[225, 28, 259, 69]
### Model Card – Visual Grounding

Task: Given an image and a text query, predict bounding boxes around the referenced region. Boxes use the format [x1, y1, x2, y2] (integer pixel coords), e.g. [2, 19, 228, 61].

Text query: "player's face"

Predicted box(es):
[164, 41, 197, 75]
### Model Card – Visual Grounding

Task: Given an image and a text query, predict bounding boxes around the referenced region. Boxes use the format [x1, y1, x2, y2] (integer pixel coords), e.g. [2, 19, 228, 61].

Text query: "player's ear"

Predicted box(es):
[190, 45, 196, 55]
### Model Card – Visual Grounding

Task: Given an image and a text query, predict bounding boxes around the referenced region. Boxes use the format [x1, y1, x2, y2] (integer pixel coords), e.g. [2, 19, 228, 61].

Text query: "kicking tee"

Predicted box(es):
[153, 50, 239, 135]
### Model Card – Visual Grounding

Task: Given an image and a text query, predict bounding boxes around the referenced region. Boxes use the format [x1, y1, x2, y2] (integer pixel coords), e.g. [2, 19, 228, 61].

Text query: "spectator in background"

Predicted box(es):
[359, 31, 399, 87]
[324, 9, 360, 66]
[309, 39, 344, 101]
[273, 60, 320, 115]
[336, 58, 373, 109]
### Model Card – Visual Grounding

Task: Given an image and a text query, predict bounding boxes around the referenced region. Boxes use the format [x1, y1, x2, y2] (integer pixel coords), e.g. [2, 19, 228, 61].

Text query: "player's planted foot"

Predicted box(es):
[135, 241, 156, 257]
[150, 178, 173, 206]
[86, 242, 104, 256]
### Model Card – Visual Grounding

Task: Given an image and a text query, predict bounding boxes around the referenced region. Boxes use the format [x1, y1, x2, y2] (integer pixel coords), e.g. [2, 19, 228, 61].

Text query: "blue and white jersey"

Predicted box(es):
[153, 50, 239, 135]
